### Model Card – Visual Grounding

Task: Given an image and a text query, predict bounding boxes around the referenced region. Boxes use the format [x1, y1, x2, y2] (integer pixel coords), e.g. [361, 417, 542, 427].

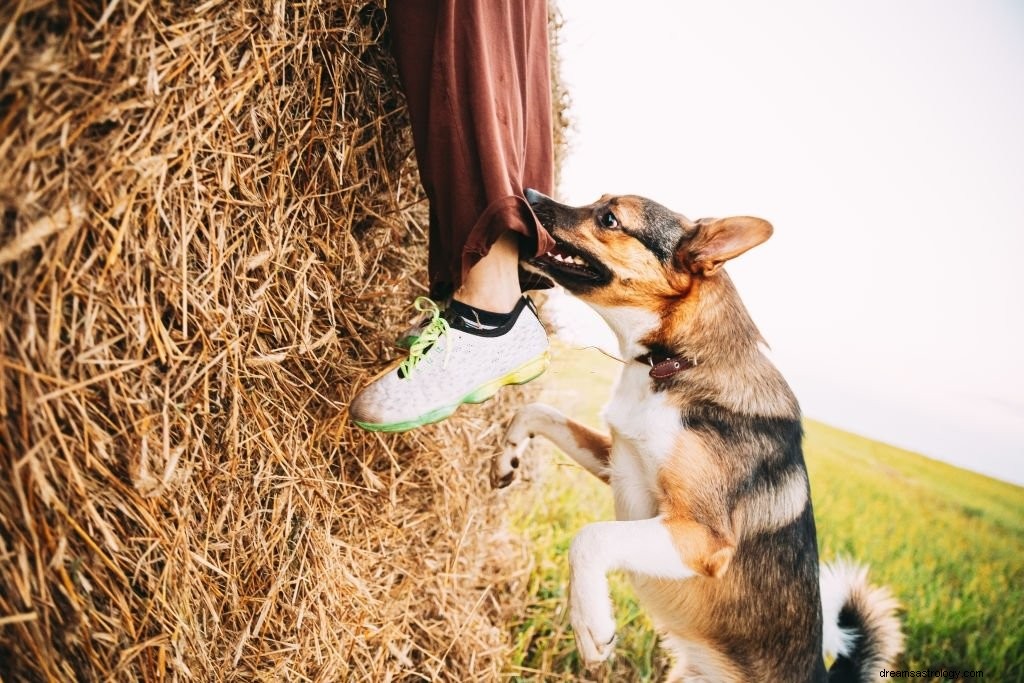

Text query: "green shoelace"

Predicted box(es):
[398, 297, 450, 378]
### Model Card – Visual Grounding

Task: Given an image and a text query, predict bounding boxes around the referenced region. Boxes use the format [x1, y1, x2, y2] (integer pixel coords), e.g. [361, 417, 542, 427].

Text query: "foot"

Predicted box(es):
[491, 402, 548, 488]
[569, 527, 618, 667]
[350, 296, 549, 432]
[569, 572, 618, 667]
[492, 433, 529, 489]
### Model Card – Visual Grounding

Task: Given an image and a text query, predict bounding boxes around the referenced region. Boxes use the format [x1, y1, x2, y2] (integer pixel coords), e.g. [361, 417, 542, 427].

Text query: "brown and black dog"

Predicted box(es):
[493, 190, 903, 682]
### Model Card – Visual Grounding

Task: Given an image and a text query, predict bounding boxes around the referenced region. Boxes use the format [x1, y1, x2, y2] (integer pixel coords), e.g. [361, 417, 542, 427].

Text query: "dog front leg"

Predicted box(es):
[491, 402, 611, 488]
[568, 515, 733, 666]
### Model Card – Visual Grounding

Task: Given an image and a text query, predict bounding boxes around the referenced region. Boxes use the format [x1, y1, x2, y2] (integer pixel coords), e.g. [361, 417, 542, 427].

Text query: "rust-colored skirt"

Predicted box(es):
[387, 0, 556, 299]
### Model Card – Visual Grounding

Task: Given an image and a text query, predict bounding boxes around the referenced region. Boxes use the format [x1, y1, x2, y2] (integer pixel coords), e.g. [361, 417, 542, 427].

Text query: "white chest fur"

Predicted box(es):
[603, 363, 682, 521]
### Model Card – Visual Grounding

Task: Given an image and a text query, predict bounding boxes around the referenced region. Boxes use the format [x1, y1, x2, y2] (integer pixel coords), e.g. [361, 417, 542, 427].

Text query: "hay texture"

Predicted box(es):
[0, 1, 534, 680]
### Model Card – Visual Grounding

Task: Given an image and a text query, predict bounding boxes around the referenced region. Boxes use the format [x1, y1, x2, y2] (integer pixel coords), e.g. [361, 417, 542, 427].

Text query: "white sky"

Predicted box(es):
[554, 0, 1024, 484]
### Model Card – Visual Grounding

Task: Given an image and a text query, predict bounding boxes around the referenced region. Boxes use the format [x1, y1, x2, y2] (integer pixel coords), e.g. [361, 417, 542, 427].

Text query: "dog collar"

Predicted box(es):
[635, 351, 697, 379]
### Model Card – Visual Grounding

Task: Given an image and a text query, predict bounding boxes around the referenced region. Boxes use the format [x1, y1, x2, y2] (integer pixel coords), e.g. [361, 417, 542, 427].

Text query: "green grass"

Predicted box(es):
[505, 342, 1024, 681]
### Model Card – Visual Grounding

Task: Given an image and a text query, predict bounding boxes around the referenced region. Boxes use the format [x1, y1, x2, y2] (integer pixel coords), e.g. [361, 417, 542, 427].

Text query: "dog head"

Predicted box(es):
[525, 189, 772, 309]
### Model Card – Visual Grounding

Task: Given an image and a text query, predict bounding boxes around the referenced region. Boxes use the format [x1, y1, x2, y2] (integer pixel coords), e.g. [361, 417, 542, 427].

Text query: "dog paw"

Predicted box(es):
[490, 438, 528, 489]
[569, 576, 617, 666]
[490, 405, 542, 489]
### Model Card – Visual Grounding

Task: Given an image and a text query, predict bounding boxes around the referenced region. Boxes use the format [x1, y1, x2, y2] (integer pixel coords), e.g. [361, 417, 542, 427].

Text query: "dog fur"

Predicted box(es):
[493, 191, 903, 682]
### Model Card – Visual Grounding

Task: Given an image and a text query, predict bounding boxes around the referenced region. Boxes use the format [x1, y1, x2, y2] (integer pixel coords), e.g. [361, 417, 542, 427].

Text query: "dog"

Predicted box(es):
[492, 190, 903, 682]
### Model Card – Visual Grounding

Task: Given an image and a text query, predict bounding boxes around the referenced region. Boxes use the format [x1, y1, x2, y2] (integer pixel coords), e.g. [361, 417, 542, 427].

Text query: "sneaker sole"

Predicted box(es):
[353, 351, 550, 433]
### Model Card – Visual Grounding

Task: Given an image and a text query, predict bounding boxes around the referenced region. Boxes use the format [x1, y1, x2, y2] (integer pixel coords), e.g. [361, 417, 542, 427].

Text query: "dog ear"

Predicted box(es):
[681, 216, 773, 276]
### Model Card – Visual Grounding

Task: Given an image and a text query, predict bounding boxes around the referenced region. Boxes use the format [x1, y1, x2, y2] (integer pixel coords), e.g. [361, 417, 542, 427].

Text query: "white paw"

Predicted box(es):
[569, 571, 617, 667]
[490, 404, 545, 488]
[491, 437, 528, 488]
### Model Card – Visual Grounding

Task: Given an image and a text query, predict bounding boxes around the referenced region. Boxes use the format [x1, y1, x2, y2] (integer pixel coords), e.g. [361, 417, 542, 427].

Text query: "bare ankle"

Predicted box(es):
[456, 232, 522, 312]
[454, 286, 521, 313]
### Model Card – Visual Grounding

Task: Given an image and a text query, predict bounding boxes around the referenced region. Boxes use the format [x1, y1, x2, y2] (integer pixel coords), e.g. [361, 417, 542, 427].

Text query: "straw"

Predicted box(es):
[0, 1, 549, 680]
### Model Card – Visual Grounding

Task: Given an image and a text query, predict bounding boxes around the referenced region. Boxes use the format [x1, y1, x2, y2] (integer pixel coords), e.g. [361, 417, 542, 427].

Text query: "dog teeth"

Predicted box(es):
[544, 251, 588, 268]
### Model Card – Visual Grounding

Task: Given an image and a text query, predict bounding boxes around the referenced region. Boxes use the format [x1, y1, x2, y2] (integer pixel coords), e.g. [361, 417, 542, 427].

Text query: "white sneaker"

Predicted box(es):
[350, 296, 549, 432]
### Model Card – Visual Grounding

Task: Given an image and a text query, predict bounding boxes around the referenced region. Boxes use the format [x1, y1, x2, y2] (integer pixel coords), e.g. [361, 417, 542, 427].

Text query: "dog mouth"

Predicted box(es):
[529, 241, 607, 284]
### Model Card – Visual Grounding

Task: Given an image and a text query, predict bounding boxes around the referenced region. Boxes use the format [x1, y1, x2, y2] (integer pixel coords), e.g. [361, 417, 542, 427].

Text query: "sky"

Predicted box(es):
[552, 0, 1024, 484]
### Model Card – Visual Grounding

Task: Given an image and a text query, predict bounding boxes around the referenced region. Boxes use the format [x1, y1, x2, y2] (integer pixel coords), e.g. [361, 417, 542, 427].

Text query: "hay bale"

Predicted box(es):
[0, 1, 538, 680]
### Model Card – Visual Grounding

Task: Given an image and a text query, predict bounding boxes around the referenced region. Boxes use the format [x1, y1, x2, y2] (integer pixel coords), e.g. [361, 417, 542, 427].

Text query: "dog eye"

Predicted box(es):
[600, 211, 619, 229]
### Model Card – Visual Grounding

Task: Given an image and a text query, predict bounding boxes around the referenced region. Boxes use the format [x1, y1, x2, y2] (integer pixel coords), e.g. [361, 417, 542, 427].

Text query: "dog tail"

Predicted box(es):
[821, 559, 904, 683]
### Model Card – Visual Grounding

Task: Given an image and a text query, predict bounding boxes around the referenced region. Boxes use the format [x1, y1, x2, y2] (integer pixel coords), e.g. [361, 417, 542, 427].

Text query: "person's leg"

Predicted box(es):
[350, 0, 554, 431]
[455, 230, 522, 313]
[389, 0, 555, 307]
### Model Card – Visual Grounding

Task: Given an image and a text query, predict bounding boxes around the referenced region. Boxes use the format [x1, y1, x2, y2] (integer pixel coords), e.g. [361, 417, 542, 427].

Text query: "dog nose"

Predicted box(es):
[524, 188, 549, 206]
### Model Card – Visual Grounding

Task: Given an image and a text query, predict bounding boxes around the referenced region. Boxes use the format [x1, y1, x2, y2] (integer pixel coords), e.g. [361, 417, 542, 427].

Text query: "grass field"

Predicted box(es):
[504, 341, 1024, 682]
